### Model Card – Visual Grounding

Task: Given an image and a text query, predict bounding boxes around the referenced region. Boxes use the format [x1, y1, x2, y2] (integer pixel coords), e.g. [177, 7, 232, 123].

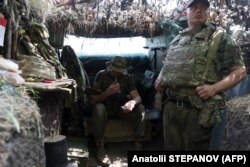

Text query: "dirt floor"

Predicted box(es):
[67, 136, 163, 167]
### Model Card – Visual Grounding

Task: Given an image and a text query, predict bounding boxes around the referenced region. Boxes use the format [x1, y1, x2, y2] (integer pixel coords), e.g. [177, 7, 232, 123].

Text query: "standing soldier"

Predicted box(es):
[155, 0, 246, 150]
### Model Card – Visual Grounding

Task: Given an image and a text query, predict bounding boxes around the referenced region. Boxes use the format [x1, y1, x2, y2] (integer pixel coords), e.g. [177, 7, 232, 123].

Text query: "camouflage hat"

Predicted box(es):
[185, 0, 210, 9]
[107, 56, 128, 74]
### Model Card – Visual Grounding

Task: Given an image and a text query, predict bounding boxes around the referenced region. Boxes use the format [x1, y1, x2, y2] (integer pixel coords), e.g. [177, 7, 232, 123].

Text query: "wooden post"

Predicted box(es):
[3, 15, 12, 59]
[11, 30, 18, 60]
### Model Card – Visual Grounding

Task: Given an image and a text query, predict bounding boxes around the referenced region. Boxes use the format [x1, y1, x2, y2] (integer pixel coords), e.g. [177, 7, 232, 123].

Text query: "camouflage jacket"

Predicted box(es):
[159, 23, 244, 87]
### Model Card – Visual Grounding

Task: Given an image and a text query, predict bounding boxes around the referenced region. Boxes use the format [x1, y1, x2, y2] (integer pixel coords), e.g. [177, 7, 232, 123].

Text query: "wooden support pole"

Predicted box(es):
[3, 15, 12, 59]
[11, 30, 18, 60]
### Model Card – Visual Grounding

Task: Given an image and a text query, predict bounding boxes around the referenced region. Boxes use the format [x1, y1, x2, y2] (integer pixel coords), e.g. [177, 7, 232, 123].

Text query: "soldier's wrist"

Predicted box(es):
[103, 90, 110, 98]
[130, 100, 136, 105]
[211, 85, 219, 94]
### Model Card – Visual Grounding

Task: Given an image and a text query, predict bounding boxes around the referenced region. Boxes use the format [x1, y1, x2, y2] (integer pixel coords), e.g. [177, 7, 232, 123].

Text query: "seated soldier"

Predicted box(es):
[90, 56, 145, 166]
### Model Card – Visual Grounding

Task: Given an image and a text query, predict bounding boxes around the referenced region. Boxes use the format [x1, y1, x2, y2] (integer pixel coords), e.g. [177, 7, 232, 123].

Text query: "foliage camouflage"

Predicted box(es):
[2, 0, 250, 37]
[0, 83, 45, 167]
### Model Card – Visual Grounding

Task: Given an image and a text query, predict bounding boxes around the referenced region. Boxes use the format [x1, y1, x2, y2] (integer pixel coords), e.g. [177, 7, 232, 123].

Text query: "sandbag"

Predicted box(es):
[0, 70, 25, 85]
[18, 55, 56, 81]
[0, 56, 19, 73]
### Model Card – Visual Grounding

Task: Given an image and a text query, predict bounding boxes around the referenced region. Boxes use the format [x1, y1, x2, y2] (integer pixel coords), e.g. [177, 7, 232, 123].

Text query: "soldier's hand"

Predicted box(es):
[121, 100, 136, 113]
[196, 85, 217, 100]
[106, 83, 120, 96]
[154, 78, 164, 92]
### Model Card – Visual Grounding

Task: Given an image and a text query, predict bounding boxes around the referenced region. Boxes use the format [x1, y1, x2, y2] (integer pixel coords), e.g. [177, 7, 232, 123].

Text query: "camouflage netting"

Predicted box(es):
[0, 83, 45, 167]
[220, 94, 250, 150]
[2, 0, 250, 38]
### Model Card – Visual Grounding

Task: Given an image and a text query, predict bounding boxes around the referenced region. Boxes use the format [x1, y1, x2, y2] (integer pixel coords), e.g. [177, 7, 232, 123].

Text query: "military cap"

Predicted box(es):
[107, 56, 128, 74]
[186, 0, 210, 9]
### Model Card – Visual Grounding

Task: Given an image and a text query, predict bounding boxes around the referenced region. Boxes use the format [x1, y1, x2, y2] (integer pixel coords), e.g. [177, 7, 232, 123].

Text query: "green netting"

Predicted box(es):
[159, 18, 187, 47]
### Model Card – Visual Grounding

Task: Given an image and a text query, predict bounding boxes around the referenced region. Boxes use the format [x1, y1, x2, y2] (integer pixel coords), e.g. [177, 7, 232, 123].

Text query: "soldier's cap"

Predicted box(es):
[185, 0, 210, 9]
[106, 56, 128, 74]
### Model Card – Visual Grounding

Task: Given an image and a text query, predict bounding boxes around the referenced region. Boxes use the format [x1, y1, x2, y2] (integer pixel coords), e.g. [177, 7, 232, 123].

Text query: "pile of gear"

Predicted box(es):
[0, 83, 45, 167]
[17, 23, 67, 82]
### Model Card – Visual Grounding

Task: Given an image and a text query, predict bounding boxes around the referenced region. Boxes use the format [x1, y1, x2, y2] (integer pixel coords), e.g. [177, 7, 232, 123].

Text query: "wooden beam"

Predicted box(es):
[3, 15, 12, 59]
[11, 31, 18, 60]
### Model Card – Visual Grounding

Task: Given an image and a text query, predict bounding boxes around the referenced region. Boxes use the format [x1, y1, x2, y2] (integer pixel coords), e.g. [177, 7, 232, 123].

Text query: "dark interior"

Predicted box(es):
[78, 54, 156, 108]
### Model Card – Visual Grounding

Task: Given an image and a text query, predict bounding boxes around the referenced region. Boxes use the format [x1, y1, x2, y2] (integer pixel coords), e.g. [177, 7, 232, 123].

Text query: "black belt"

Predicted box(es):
[166, 88, 196, 107]
[166, 88, 196, 98]
[169, 99, 191, 108]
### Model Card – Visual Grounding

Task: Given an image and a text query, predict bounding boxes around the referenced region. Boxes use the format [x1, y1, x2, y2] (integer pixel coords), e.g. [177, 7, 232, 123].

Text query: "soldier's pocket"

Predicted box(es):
[198, 100, 222, 128]
[189, 95, 224, 128]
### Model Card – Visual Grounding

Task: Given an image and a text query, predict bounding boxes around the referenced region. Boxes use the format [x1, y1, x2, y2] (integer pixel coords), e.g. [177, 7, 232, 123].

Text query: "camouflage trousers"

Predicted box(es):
[163, 101, 213, 150]
[92, 103, 145, 141]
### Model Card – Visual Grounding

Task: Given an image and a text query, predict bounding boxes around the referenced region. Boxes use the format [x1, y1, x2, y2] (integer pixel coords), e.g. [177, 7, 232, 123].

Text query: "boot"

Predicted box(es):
[94, 140, 111, 166]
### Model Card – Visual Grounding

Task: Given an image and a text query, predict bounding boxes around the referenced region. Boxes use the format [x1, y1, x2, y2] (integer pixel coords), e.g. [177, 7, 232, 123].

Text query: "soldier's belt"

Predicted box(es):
[166, 88, 196, 108]
[169, 99, 191, 108]
[166, 87, 196, 100]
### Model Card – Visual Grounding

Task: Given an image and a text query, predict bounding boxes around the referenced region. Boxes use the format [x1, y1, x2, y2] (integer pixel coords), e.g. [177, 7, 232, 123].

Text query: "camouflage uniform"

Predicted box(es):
[159, 23, 244, 150]
[92, 69, 145, 141]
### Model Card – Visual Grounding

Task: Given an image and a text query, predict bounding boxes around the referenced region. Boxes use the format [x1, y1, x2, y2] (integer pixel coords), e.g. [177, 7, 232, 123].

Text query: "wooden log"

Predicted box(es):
[11, 31, 18, 60]
[3, 15, 12, 59]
